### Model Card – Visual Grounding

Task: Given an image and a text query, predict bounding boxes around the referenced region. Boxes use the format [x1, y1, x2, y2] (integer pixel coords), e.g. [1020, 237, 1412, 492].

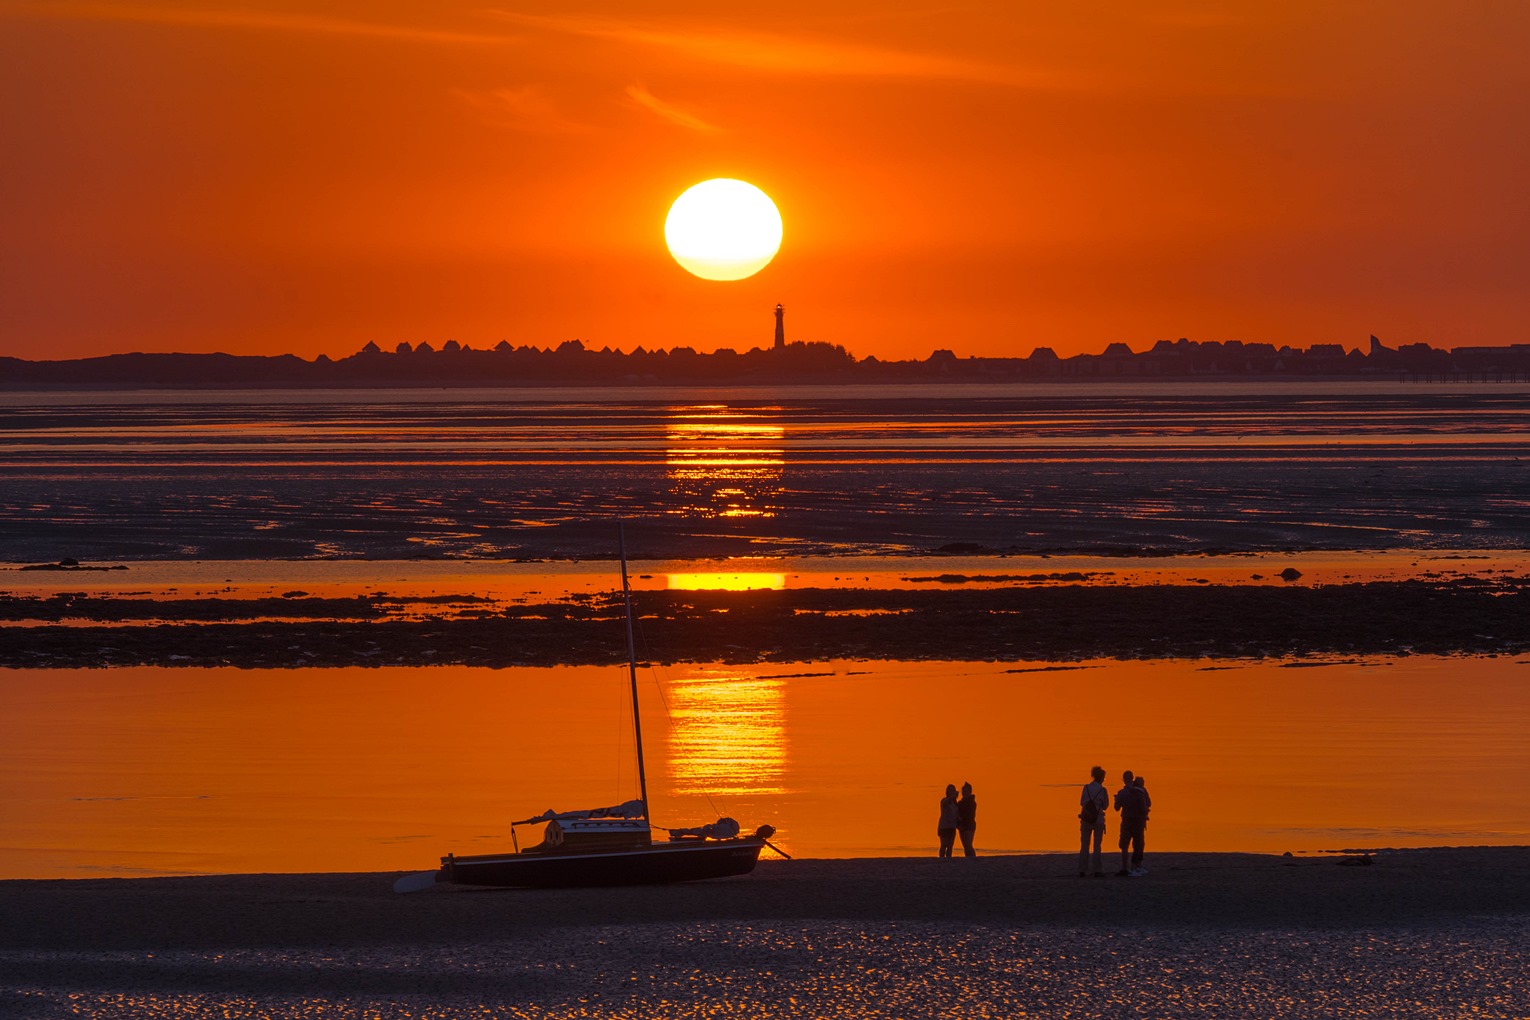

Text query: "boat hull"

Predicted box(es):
[441, 838, 766, 889]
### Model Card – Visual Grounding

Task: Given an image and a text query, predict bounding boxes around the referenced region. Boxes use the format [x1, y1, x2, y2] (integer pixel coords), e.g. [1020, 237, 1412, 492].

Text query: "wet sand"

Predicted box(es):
[4, 575, 1529, 667]
[7, 386, 1530, 567]
[3, 848, 1527, 951]
[3, 850, 1527, 1018]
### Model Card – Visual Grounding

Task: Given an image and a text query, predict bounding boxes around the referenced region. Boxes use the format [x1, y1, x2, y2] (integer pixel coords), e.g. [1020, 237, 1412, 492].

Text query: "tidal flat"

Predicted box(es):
[6, 384, 1530, 565]
[2, 851, 1527, 1018]
[3, 565, 1528, 668]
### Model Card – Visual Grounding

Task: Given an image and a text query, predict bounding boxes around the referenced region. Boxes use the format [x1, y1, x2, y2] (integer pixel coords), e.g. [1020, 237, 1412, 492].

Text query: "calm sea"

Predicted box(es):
[3, 381, 1530, 561]
[2, 655, 1528, 879]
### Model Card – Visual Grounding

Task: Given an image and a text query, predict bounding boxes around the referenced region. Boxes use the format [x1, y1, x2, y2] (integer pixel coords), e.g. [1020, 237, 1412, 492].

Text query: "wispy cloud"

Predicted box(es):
[624, 84, 719, 132]
[455, 86, 590, 134]
[6, 2, 519, 46]
[489, 10, 1075, 89]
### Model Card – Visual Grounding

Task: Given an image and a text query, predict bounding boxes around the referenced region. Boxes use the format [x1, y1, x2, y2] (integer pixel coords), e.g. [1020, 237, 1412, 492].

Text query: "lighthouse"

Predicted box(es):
[773, 304, 785, 349]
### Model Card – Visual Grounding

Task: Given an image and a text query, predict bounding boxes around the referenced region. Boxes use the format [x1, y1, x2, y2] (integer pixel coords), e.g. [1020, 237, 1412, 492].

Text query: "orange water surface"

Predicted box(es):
[1, 656, 1527, 878]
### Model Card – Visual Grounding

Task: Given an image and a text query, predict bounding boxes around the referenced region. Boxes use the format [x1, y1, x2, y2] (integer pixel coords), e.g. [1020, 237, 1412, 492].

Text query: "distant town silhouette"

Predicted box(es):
[4, 334, 1528, 389]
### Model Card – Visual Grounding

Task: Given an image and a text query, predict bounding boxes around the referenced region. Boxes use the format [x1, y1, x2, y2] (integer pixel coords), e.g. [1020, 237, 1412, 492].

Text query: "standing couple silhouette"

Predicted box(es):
[937, 782, 977, 857]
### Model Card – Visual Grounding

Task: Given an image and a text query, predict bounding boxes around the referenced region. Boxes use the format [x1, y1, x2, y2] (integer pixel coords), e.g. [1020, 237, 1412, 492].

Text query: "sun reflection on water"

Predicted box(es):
[662, 667, 787, 797]
[665, 406, 784, 519]
[666, 572, 786, 591]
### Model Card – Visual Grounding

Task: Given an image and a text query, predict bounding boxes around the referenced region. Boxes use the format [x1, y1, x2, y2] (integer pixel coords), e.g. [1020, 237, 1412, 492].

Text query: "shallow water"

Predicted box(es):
[4, 383, 1530, 561]
[7, 919, 1528, 1018]
[3, 656, 1527, 879]
[5, 548, 1527, 600]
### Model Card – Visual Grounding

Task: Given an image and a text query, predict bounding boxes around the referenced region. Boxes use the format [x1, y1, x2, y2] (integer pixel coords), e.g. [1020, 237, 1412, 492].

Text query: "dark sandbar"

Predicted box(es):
[3, 578, 1529, 667]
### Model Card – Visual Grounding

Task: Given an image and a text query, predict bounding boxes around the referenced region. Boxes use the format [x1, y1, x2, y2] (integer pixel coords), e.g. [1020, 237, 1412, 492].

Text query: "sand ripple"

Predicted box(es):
[7, 919, 1528, 1018]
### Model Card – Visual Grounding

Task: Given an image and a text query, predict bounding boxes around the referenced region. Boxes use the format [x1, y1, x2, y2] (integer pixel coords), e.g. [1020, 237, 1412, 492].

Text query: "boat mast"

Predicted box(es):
[618, 525, 650, 819]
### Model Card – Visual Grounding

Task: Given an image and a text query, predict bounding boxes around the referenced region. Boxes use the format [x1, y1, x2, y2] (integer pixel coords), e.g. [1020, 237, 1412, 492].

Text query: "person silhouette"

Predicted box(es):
[1079, 765, 1108, 877]
[1114, 770, 1135, 817]
[937, 783, 960, 858]
[957, 781, 977, 858]
[1118, 775, 1151, 876]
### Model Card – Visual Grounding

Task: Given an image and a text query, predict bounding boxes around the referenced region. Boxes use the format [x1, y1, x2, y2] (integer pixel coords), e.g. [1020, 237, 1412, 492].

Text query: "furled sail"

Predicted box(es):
[512, 799, 646, 825]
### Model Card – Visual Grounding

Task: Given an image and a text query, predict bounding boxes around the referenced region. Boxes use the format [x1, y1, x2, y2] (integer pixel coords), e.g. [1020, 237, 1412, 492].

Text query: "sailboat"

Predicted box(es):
[396, 530, 779, 891]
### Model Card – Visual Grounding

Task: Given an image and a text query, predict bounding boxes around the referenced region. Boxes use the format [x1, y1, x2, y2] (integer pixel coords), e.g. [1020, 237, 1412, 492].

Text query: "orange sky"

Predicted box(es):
[2, 1, 1528, 362]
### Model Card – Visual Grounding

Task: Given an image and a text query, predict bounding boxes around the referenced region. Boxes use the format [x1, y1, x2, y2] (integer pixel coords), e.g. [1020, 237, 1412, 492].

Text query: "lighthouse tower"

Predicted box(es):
[773, 304, 785, 349]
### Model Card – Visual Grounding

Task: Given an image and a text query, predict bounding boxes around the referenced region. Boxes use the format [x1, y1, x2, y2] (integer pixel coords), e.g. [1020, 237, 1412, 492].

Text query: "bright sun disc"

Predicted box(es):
[665, 179, 782, 281]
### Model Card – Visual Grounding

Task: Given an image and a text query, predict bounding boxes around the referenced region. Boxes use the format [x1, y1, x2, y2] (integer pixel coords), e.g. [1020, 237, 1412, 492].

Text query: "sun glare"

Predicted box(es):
[664, 179, 783, 281]
[666, 572, 787, 591]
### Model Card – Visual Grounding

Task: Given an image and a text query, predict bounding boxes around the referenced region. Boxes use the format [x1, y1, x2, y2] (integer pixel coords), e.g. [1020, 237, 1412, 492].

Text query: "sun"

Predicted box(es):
[664, 179, 783, 281]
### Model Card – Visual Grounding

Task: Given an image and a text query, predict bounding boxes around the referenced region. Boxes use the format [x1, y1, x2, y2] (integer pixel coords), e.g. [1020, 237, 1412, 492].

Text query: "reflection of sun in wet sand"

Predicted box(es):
[663, 668, 786, 797]
[665, 406, 784, 519]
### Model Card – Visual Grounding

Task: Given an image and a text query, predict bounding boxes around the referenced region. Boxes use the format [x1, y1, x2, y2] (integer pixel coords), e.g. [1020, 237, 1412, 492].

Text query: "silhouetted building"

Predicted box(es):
[10, 333, 1528, 391]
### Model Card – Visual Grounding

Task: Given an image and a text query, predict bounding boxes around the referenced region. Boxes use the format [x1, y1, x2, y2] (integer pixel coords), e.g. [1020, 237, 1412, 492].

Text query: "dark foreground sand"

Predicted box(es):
[4, 850, 1527, 1018]
[3, 850, 1527, 951]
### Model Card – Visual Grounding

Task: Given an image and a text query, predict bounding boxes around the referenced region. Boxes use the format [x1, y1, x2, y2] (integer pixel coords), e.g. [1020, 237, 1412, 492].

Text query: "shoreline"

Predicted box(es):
[3, 849, 1528, 954]
[8, 865, 1528, 1020]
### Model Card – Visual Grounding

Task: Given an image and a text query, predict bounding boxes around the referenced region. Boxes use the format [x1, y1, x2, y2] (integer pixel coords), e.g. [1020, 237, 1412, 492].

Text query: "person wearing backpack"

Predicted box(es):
[1078, 765, 1109, 877]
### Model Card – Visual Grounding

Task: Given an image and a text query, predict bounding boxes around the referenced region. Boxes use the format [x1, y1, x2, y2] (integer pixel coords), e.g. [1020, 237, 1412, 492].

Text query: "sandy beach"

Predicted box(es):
[5, 849, 1529, 947]
[3, 849, 1527, 1017]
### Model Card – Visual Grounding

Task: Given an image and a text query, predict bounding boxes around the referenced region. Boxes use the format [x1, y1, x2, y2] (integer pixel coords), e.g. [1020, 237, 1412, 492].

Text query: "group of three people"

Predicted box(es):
[1080, 765, 1151, 877]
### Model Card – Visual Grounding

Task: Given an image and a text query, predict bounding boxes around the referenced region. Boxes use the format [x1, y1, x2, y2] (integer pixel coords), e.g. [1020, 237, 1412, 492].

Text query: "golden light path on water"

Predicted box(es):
[659, 399, 790, 810]
[665, 405, 784, 520]
[661, 667, 788, 799]
[666, 572, 786, 591]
